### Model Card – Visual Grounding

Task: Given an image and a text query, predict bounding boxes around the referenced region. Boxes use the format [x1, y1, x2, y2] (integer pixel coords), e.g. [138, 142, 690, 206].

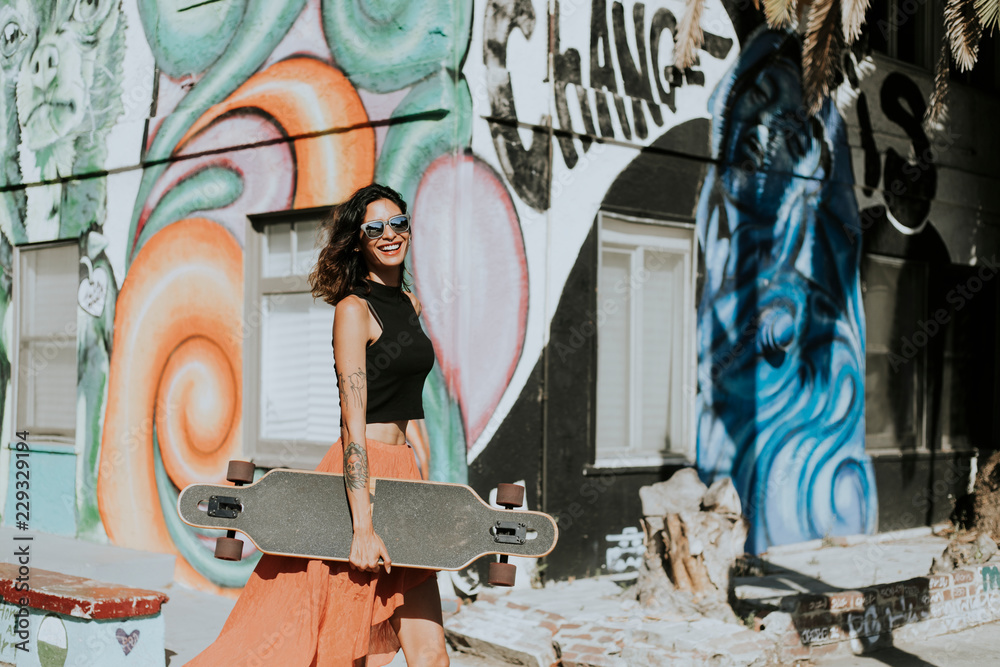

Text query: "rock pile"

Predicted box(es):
[930, 530, 998, 573]
[636, 468, 748, 622]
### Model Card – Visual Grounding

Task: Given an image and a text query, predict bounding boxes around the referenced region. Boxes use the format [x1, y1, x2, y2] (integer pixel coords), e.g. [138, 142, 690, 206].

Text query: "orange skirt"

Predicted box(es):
[185, 439, 436, 667]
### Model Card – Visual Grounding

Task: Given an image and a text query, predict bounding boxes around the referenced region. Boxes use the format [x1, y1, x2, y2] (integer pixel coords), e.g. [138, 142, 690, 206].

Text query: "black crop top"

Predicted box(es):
[347, 280, 435, 423]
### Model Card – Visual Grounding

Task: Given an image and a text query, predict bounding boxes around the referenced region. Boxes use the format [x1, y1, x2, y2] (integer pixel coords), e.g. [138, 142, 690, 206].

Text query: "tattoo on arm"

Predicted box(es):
[344, 442, 369, 490]
[337, 370, 367, 411]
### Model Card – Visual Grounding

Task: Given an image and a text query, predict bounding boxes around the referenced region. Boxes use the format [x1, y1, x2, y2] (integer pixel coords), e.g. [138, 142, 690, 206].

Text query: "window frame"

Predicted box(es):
[12, 241, 80, 444]
[592, 211, 698, 469]
[865, 0, 936, 72]
[243, 206, 335, 469]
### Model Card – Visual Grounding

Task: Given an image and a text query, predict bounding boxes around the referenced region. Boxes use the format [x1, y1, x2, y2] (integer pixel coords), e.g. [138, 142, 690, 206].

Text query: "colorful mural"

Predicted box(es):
[0, 0, 996, 591]
[694, 28, 876, 552]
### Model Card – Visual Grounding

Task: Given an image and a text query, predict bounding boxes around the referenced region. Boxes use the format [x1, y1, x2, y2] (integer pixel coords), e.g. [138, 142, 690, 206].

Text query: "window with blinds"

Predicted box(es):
[16, 243, 79, 441]
[595, 214, 696, 467]
[245, 209, 339, 468]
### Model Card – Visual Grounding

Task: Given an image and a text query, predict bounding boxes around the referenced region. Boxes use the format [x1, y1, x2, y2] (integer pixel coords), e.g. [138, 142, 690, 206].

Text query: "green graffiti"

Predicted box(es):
[76, 231, 117, 540]
[984, 565, 1000, 592]
[0, 0, 29, 245]
[128, 0, 307, 266]
[135, 167, 244, 253]
[422, 365, 468, 484]
[320, 0, 473, 93]
[137, 0, 248, 78]
[375, 70, 472, 208]
[14, 0, 126, 242]
[153, 429, 260, 588]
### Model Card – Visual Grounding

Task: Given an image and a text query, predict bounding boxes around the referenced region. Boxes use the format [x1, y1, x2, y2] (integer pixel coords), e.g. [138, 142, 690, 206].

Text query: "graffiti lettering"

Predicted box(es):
[604, 526, 643, 573]
[554, 0, 733, 163]
[484, 0, 551, 211]
[490, 0, 733, 209]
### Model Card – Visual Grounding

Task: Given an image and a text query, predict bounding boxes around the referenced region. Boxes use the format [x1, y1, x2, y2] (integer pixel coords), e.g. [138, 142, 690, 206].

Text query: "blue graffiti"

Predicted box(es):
[695, 29, 877, 553]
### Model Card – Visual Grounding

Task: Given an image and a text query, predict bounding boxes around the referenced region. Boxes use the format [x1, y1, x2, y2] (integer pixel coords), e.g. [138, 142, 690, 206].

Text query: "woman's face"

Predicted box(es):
[359, 198, 409, 276]
[721, 56, 824, 213]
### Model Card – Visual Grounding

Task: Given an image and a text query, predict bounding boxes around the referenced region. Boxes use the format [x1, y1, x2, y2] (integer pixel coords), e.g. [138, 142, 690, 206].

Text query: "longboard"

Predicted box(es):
[177, 468, 558, 575]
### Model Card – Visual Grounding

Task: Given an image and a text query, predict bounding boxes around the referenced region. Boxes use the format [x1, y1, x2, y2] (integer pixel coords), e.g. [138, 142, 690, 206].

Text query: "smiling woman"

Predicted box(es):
[188, 184, 447, 666]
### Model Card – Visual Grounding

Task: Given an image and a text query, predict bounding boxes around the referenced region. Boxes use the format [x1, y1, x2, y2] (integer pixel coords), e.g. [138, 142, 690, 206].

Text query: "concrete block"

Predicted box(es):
[444, 606, 558, 667]
[0, 602, 166, 667]
[0, 564, 169, 667]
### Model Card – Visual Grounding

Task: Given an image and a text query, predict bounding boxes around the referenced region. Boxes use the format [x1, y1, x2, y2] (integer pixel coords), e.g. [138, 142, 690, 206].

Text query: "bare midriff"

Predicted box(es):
[365, 420, 408, 446]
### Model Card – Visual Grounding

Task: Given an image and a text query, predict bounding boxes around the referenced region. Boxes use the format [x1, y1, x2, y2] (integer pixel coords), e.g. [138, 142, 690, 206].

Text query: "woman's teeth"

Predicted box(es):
[380, 243, 401, 252]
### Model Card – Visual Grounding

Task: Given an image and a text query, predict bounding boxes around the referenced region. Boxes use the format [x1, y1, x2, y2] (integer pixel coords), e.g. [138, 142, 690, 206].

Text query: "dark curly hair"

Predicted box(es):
[309, 183, 409, 305]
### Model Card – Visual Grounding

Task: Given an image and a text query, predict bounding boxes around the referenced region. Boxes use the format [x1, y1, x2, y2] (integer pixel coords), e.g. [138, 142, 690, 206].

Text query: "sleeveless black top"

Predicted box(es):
[349, 281, 435, 423]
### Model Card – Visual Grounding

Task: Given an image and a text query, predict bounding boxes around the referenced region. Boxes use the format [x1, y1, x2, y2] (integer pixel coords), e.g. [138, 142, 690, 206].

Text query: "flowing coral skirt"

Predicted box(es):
[185, 439, 436, 667]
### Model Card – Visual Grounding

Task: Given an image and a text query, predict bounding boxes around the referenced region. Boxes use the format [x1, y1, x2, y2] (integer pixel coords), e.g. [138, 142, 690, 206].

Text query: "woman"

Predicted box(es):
[187, 183, 447, 666]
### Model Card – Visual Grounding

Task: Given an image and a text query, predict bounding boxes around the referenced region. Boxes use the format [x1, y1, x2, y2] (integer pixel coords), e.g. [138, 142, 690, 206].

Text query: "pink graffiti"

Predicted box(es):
[411, 154, 528, 446]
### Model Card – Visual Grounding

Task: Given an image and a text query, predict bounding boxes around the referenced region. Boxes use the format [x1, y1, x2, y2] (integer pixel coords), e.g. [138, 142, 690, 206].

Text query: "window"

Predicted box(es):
[861, 254, 927, 451]
[595, 213, 696, 467]
[935, 265, 996, 452]
[866, 0, 934, 70]
[15, 243, 78, 441]
[244, 208, 339, 468]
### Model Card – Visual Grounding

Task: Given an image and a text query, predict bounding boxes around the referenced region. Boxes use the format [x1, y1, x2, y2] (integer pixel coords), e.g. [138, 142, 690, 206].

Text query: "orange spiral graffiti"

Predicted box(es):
[175, 57, 375, 208]
[98, 218, 242, 553]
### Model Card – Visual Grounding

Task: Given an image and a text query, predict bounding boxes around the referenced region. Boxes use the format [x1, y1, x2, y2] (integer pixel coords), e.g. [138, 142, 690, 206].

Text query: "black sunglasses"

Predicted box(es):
[360, 214, 410, 239]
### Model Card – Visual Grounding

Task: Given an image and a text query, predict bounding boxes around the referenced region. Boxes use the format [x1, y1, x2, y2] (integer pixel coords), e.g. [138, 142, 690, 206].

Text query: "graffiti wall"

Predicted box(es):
[694, 29, 875, 552]
[0, 0, 997, 589]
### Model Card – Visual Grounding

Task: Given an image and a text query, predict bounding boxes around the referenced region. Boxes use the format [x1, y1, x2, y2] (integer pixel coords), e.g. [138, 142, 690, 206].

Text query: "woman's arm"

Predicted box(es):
[333, 296, 392, 573]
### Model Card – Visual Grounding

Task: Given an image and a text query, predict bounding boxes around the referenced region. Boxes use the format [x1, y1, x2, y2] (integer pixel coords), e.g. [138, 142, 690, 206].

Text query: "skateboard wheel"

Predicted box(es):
[227, 460, 255, 485]
[488, 561, 516, 587]
[495, 483, 524, 509]
[215, 537, 244, 561]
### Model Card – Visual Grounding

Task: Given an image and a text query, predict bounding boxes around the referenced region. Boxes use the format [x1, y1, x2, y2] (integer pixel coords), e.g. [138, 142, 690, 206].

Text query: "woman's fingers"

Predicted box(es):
[380, 543, 392, 573]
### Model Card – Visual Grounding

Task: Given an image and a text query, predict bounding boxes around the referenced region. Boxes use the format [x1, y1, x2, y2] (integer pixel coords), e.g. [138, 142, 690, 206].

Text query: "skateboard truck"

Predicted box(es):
[207, 496, 241, 519]
[493, 520, 526, 545]
[214, 460, 256, 562]
[488, 483, 526, 587]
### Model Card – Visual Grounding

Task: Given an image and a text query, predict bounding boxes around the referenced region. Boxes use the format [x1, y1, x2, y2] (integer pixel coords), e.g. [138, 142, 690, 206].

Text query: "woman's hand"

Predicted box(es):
[349, 524, 392, 573]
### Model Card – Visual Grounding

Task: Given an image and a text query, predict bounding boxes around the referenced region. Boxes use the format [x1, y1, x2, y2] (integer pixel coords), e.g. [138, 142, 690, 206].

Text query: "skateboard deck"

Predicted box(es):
[177, 469, 558, 571]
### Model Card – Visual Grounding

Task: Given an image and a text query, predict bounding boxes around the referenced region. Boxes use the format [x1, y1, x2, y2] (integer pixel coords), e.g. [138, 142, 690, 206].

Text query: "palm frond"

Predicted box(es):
[924, 41, 952, 131]
[764, 0, 799, 28]
[975, 0, 1000, 30]
[674, 0, 706, 72]
[842, 0, 871, 44]
[945, 0, 982, 72]
[803, 0, 841, 115]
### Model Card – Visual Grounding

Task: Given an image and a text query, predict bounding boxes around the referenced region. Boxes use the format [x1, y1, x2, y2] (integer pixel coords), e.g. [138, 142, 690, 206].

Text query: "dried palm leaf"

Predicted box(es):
[842, 0, 871, 44]
[946, 0, 982, 72]
[763, 0, 799, 28]
[802, 0, 840, 114]
[924, 42, 952, 131]
[675, 0, 706, 71]
[976, 0, 1000, 31]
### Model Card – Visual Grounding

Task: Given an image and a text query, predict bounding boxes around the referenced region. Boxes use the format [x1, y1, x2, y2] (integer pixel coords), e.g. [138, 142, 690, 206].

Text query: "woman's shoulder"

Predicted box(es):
[334, 294, 369, 320]
[404, 290, 421, 316]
